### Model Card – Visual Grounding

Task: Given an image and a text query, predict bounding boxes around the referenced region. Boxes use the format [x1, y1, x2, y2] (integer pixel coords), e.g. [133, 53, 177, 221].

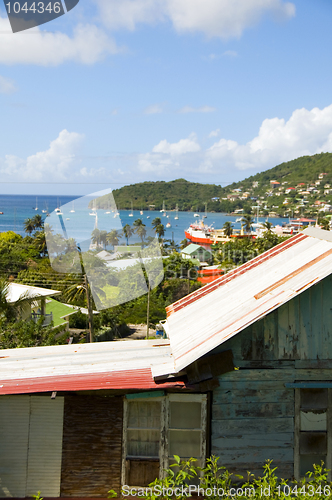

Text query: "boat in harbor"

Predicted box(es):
[174, 204, 179, 220]
[184, 219, 215, 244]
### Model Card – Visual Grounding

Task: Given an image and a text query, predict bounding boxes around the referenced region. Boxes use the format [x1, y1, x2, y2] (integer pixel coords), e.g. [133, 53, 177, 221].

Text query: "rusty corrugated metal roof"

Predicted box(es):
[0, 339, 179, 395]
[152, 227, 332, 377]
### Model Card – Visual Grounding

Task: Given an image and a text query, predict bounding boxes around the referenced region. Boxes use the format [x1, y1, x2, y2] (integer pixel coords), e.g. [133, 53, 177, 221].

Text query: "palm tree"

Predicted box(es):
[100, 230, 107, 249]
[242, 215, 254, 234]
[34, 231, 48, 256]
[223, 221, 233, 237]
[31, 214, 43, 231]
[133, 219, 147, 244]
[152, 217, 162, 230]
[263, 221, 273, 233]
[122, 224, 133, 245]
[91, 228, 101, 247]
[155, 223, 165, 239]
[106, 229, 120, 250]
[320, 219, 330, 231]
[24, 218, 35, 235]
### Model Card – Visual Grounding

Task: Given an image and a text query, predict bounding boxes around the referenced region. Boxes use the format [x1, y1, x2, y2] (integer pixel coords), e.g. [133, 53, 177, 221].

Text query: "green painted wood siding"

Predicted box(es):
[220, 274, 332, 362]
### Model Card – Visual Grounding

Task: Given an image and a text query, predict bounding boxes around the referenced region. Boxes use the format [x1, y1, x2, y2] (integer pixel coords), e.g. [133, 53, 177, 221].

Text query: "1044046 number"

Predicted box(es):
[5, 2, 62, 14]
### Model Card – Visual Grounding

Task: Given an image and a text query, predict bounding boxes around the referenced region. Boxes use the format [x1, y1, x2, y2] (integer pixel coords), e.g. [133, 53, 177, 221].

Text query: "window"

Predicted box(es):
[122, 394, 207, 486]
[295, 388, 331, 478]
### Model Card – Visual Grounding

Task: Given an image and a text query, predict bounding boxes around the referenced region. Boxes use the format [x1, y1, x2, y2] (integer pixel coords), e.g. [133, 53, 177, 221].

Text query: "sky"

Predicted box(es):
[1, 0, 332, 195]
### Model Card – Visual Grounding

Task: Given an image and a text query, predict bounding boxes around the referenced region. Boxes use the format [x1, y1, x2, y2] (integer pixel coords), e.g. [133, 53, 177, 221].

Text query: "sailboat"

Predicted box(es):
[34, 197, 38, 211]
[105, 199, 111, 214]
[89, 199, 97, 216]
[129, 201, 134, 217]
[203, 203, 208, 219]
[55, 198, 63, 215]
[174, 204, 179, 220]
[42, 201, 47, 214]
[70, 201, 75, 213]
[160, 200, 167, 216]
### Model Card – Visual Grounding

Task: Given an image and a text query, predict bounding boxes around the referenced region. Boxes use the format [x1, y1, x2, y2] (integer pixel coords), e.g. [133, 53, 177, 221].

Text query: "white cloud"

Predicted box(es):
[144, 103, 164, 114]
[96, 0, 295, 39]
[166, 0, 295, 38]
[0, 129, 84, 181]
[137, 104, 332, 179]
[208, 129, 220, 138]
[152, 133, 201, 155]
[203, 104, 332, 172]
[0, 16, 120, 65]
[94, 0, 165, 31]
[0, 75, 17, 93]
[179, 105, 216, 113]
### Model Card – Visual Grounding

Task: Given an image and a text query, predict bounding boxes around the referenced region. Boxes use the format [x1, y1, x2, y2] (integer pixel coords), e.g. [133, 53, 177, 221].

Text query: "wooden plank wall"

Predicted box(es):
[212, 368, 332, 479]
[212, 368, 294, 479]
[60, 395, 123, 497]
[221, 274, 332, 362]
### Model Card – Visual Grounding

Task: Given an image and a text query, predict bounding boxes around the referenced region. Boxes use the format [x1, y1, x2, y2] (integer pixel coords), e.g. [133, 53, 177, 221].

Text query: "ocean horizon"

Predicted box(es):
[0, 194, 289, 244]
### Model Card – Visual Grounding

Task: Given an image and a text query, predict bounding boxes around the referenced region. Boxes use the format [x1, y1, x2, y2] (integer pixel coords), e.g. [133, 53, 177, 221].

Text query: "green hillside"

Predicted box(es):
[226, 152, 332, 193]
[95, 179, 225, 212]
[94, 153, 332, 217]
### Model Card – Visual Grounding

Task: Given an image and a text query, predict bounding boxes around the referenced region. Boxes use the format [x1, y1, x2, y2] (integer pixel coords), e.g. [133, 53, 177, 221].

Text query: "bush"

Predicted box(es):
[117, 456, 332, 500]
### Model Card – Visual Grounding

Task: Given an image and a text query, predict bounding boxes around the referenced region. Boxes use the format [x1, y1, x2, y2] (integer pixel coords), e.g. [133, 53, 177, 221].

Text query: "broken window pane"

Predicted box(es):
[300, 411, 327, 431]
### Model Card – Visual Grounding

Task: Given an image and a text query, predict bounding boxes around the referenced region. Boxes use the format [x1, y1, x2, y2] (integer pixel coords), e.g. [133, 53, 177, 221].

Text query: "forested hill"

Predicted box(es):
[94, 153, 332, 214]
[226, 152, 332, 194]
[96, 179, 223, 212]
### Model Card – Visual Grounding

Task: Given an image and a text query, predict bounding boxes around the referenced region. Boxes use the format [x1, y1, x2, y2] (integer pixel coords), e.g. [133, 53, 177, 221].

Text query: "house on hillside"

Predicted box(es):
[2, 228, 332, 496]
[181, 243, 212, 264]
[6, 283, 62, 326]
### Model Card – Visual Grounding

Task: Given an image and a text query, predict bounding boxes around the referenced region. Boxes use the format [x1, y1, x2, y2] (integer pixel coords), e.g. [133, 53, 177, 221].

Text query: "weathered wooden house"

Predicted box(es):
[1, 227, 332, 497]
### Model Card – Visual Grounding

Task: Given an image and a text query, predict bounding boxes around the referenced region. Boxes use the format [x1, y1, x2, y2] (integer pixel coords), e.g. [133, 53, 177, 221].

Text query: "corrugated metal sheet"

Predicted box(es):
[6, 283, 61, 303]
[26, 397, 64, 496]
[155, 228, 332, 376]
[0, 340, 180, 395]
[0, 396, 30, 497]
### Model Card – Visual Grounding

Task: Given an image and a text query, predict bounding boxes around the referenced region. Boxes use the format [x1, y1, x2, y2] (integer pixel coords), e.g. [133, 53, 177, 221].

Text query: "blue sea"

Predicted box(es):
[0, 194, 289, 245]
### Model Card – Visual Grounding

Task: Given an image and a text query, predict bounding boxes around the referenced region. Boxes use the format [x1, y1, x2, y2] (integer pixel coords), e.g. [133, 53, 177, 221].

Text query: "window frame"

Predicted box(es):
[294, 388, 332, 480]
[121, 393, 207, 486]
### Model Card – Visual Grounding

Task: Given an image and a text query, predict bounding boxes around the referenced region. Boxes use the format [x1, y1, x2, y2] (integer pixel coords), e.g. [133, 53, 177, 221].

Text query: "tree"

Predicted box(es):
[24, 218, 35, 235]
[122, 224, 133, 245]
[152, 217, 162, 231]
[263, 221, 273, 233]
[0, 318, 67, 349]
[34, 231, 48, 257]
[155, 223, 165, 239]
[100, 230, 107, 249]
[106, 229, 120, 249]
[319, 218, 330, 231]
[133, 219, 147, 244]
[31, 214, 43, 231]
[91, 228, 101, 247]
[242, 215, 254, 234]
[222, 221, 233, 237]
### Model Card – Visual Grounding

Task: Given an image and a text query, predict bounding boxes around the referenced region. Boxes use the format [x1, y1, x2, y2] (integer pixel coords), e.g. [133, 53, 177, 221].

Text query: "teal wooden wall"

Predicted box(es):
[212, 368, 332, 478]
[220, 274, 332, 362]
[211, 274, 332, 478]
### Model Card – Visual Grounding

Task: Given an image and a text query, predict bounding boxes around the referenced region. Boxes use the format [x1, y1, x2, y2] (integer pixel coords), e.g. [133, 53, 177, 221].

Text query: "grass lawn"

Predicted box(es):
[45, 298, 78, 327]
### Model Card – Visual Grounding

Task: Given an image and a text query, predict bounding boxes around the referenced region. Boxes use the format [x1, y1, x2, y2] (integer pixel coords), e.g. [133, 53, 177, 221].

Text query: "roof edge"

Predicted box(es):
[302, 227, 332, 242]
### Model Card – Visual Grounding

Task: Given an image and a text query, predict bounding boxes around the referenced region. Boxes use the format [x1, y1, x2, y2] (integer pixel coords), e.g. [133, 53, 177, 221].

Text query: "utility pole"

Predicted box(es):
[85, 274, 94, 343]
[146, 280, 150, 339]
